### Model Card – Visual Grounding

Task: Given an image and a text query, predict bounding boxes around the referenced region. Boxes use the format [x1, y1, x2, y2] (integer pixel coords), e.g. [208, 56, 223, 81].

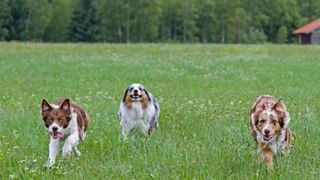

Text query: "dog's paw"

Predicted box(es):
[123, 136, 129, 143]
[62, 149, 71, 159]
[44, 159, 55, 168]
[74, 150, 81, 158]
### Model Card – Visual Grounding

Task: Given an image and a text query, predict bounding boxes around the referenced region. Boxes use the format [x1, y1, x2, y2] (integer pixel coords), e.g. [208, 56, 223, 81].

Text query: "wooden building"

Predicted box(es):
[293, 19, 320, 44]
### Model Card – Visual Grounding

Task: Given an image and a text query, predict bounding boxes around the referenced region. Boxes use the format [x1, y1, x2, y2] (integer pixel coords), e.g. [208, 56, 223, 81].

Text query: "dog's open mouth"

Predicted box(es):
[263, 135, 272, 141]
[130, 95, 142, 99]
[50, 131, 64, 139]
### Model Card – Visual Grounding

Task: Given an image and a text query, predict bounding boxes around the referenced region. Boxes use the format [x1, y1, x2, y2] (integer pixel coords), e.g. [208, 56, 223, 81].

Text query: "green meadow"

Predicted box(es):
[0, 43, 319, 179]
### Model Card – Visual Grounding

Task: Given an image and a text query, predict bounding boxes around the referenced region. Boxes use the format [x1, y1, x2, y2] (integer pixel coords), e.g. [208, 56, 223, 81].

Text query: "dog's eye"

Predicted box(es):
[138, 87, 143, 91]
[272, 120, 277, 124]
[129, 88, 133, 92]
[260, 119, 266, 123]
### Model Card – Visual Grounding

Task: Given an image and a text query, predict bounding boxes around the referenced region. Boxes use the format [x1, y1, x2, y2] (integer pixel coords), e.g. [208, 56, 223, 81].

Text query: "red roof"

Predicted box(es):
[293, 19, 320, 34]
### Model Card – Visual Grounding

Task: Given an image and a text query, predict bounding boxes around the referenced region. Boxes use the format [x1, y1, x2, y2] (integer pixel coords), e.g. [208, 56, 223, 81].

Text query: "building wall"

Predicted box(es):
[301, 34, 311, 44]
[311, 27, 320, 44]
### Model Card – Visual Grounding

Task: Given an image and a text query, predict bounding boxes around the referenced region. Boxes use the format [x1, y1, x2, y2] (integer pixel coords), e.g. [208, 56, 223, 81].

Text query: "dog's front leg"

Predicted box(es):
[259, 144, 273, 170]
[62, 133, 79, 159]
[121, 119, 130, 143]
[46, 137, 60, 167]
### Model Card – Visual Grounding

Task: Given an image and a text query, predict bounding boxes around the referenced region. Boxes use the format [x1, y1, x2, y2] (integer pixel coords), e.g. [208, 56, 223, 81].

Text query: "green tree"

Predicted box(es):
[197, 0, 217, 43]
[96, 0, 126, 42]
[7, 0, 27, 41]
[247, 27, 267, 43]
[0, 0, 11, 40]
[298, 0, 320, 21]
[227, 6, 250, 43]
[276, 25, 288, 44]
[1, 0, 317, 43]
[158, 0, 182, 42]
[69, 0, 98, 42]
[214, 0, 237, 43]
[241, 0, 269, 43]
[44, 0, 74, 42]
[258, 0, 302, 43]
[159, 0, 198, 42]
[181, 0, 199, 42]
[122, 0, 162, 42]
[23, 0, 50, 41]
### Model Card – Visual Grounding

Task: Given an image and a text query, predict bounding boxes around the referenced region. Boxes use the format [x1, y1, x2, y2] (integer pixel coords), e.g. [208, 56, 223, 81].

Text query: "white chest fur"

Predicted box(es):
[63, 111, 78, 137]
[120, 101, 156, 136]
[127, 102, 144, 120]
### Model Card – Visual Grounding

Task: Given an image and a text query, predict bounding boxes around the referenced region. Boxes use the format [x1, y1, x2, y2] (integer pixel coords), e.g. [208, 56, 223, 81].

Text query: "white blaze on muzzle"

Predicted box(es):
[49, 122, 64, 139]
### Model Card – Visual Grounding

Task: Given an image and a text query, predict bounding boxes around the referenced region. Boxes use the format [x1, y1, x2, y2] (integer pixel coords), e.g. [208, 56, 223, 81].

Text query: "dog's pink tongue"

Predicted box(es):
[50, 131, 58, 137]
[264, 135, 271, 141]
[58, 131, 64, 138]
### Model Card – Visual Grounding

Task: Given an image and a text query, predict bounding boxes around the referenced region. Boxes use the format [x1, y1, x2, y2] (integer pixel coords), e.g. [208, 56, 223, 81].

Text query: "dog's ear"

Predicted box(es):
[143, 89, 151, 102]
[272, 98, 288, 128]
[251, 99, 266, 126]
[41, 99, 51, 112]
[122, 88, 129, 102]
[253, 102, 266, 119]
[60, 99, 71, 112]
[272, 97, 286, 112]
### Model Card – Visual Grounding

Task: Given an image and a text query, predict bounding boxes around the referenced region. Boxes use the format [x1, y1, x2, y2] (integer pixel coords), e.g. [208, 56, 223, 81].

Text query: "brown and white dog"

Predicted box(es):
[41, 98, 89, 167]
[119, 83, 160, 141]
[249, 95, 292, 169]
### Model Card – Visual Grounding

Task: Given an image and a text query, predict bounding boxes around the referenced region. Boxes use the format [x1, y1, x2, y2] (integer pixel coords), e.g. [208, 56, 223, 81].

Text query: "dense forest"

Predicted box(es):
[0, 0, 319, 43]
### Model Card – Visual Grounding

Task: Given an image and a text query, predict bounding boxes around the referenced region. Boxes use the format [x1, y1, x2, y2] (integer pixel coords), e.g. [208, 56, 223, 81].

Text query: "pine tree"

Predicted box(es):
[7, 0, 27, 41]
[69, 0, 98, 42]
[0, 0, 11, 40]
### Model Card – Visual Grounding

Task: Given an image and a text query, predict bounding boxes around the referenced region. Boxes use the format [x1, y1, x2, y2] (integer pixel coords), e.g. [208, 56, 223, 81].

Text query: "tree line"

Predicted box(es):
[0, 0, 319, 43]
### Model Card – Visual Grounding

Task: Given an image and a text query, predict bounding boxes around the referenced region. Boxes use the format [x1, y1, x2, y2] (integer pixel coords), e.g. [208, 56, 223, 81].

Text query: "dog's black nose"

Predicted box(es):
[264, 129, 270, 135]
[133, 89, 138, 94]
[52, 127, 58, 131]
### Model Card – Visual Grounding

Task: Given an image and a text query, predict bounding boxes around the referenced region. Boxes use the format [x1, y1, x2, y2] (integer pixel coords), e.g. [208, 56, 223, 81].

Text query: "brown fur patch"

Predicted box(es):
[124, 94, 133, 109]
[140, 92, 148, 109]
[71, 101, 90, 136]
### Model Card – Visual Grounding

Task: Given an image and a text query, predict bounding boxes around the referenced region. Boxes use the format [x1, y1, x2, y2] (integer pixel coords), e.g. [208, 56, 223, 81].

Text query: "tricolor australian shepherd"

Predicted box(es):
[119, 83, 160, 141]
[249, 95, 292, 169]
[41, 98, 89, 167]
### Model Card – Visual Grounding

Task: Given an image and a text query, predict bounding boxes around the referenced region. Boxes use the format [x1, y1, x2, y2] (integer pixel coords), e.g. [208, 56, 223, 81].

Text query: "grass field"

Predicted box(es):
[0, 43, 319, 179]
